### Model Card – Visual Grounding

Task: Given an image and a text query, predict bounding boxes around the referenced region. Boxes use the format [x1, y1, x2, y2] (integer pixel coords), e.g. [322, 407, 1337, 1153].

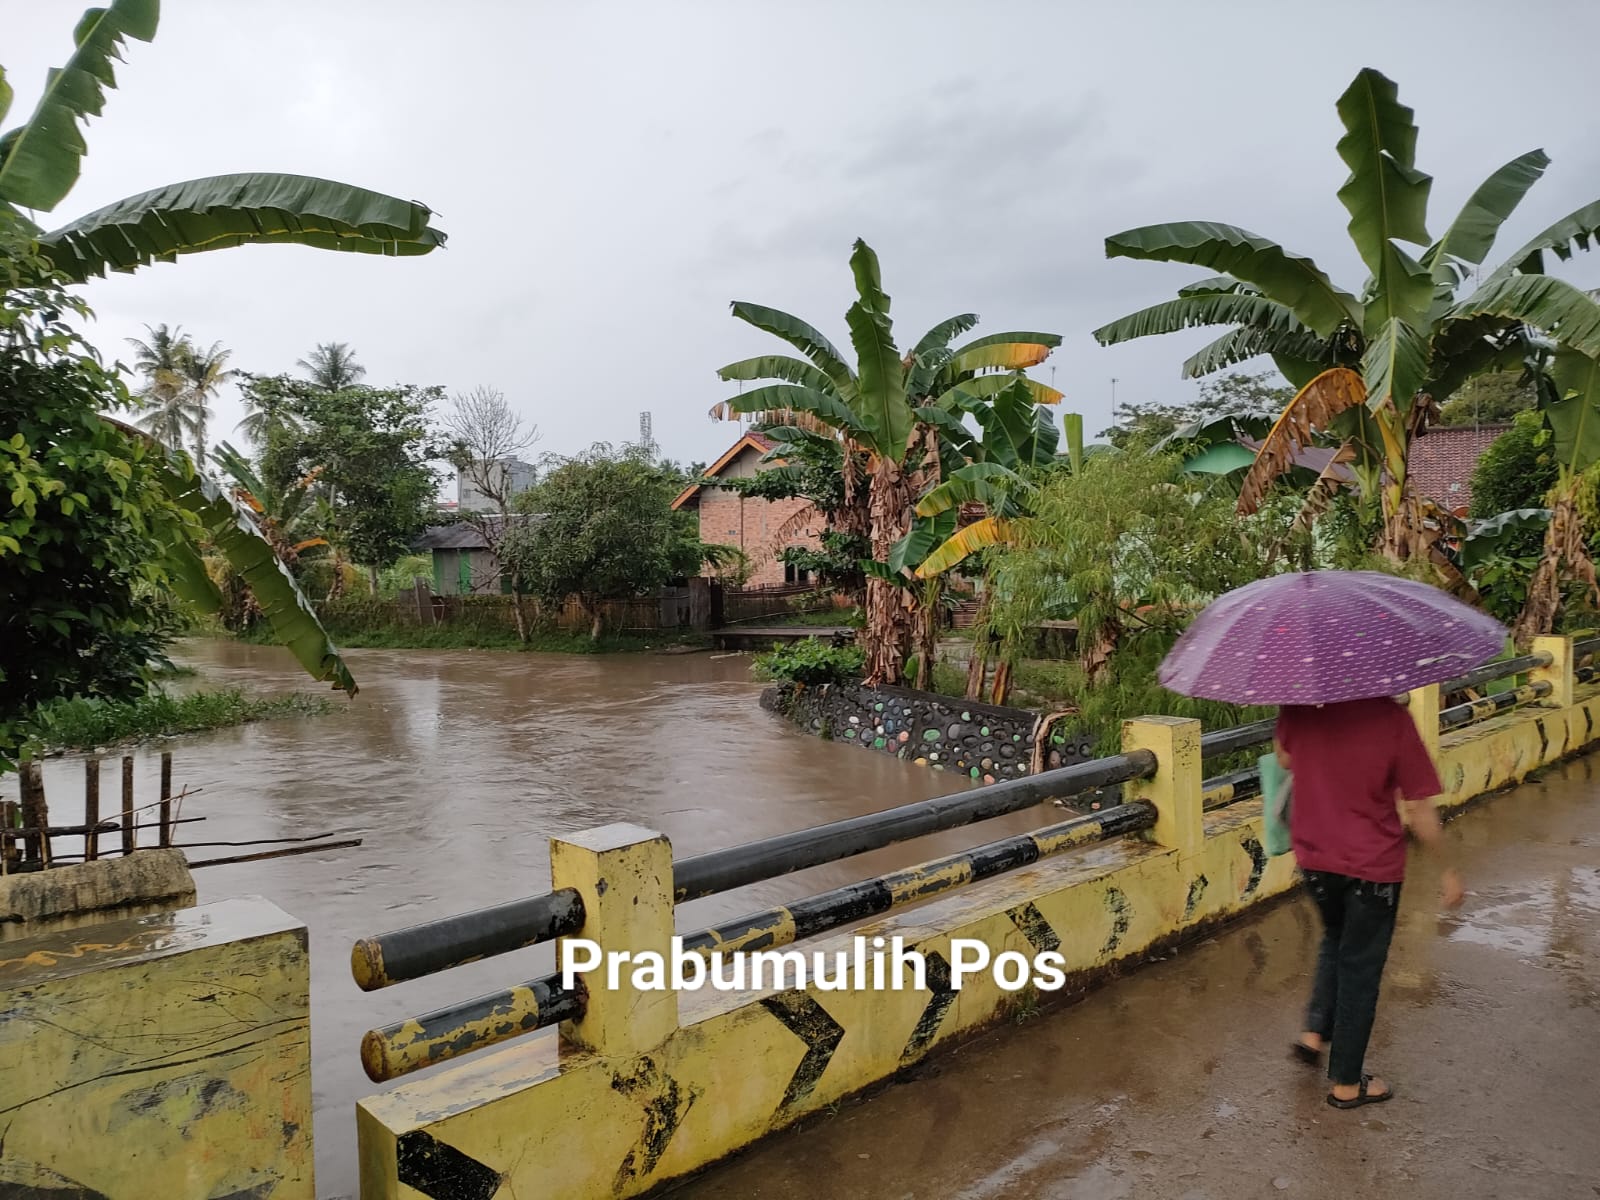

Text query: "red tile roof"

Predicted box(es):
[1410, 424, 1509, 515]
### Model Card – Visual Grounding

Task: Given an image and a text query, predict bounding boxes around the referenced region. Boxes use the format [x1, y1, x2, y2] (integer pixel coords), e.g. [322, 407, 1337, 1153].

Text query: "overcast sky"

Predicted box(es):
[10, 0, 1600, 476]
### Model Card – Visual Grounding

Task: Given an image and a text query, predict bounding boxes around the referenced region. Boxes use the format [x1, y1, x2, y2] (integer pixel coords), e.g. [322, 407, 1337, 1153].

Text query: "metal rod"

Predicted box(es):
[1201, 766, 1261, 811]
[168, 829, 356, 849]
[84, 758, 100, 862]
[188, 839, 363, 869]
[361, 976, 582, 1083]
[1438, 681, 1551, 730]
[159, 753, 172, 849]
[683, 801, 1156, 957]
[352, 888, 586, 992]
[1197, 719, 1275, 758]
[361, 802, 1157, 1081]
[672, 750, 1156, 902]
[1440, 652, 1550, 697]
[120, 756, 134, 855]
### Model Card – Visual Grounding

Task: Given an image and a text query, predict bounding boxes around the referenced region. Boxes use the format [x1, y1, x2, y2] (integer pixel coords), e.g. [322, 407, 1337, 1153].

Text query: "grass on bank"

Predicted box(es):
[30, 688, 336, 753]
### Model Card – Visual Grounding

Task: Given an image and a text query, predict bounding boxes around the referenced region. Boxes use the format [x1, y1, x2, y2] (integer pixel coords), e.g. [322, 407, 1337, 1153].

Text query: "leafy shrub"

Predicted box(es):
[753, 638, 865, 686]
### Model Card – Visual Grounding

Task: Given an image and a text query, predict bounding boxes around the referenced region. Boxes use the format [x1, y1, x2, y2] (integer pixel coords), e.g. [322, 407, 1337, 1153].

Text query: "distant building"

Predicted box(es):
[457, 458, 536, 513]
[412, 515, 542, 595]
[671, 431, 823, 588]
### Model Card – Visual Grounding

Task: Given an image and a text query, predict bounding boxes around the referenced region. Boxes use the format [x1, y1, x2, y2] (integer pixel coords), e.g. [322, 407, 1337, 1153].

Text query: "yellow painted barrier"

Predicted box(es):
[358, 638, 1600, 1200]
[0, 895, 314, 1198]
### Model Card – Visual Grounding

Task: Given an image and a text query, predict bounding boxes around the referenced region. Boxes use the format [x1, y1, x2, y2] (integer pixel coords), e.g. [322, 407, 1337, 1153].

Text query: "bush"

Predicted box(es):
[753, 638, 865, 686]
[28, 687, 335, 752]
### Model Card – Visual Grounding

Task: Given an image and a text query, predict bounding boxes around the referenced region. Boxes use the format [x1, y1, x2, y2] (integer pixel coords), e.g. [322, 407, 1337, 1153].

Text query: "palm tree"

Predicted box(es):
[712, 238, 1061, 685]
[178, 340, 237, 463]
[128, 323, 201, 453]
[297, 342, 366, 391]
[1093, 68, 1600, 569]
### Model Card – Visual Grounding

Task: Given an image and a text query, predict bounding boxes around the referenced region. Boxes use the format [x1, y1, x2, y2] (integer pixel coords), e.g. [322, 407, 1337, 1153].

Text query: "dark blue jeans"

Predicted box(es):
[1303, 869, 1402, 1086]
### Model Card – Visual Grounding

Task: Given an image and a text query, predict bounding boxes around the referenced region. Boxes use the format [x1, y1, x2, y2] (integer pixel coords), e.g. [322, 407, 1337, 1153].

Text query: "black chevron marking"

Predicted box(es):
[900, 950, 957, 1065]
[1184, 873, 1210, 920]
[761, 992, 845, 1112]
[1536, 717, 1549, 761]
[396, 1129, 503, 1200]
[1240, 833, 1267, 899]
[1101, 887, 1131, 955]
[1006, 902, 1061, 953]
[611, 1055, 698, 1189]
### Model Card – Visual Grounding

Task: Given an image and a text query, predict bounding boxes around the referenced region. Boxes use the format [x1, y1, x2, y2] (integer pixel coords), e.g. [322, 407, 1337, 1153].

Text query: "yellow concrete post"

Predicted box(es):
[1530, 635, 1575, 709]
[1407, 683, 1441, 763]
[550, 821, 678, 1056]
[1121, 716, 1203, 858]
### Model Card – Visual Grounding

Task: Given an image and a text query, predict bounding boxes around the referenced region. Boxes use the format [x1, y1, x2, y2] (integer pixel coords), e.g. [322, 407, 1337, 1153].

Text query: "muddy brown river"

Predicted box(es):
[26, 639, 1068, 1197]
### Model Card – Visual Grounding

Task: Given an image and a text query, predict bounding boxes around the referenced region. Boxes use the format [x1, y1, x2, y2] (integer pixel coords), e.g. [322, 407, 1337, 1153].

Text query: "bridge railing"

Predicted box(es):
[352, 633, 1592, 1083]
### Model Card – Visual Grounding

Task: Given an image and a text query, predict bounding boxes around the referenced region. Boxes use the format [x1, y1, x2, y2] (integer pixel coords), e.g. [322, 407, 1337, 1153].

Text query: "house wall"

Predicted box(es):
[694, 447, 823, 587]
[430, 548, 507, 595]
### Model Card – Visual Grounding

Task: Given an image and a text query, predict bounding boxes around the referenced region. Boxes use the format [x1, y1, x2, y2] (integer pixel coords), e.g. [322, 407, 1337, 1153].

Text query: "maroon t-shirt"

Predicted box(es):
[1275, 697, 1442, 883]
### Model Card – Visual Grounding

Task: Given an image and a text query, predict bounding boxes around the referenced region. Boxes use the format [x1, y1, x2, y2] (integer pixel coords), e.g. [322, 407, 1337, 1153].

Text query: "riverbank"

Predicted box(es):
[237, 623, 712, 654]
[28, 687, 336, 755]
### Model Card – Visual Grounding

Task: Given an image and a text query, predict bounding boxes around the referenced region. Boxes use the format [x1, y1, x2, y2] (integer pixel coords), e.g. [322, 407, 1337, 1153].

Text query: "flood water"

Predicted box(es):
[23, 639, 1067, 1198]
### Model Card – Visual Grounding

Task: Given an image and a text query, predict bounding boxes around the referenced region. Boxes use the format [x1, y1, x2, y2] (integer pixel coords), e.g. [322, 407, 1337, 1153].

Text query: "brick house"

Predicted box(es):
[672, 431, 823, 587]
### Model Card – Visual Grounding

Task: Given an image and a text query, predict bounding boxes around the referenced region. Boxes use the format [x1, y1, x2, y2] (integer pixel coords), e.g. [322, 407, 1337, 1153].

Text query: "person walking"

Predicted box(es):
[1276, 697, 1465, 1108]
[1154, 570, 1500, 1109]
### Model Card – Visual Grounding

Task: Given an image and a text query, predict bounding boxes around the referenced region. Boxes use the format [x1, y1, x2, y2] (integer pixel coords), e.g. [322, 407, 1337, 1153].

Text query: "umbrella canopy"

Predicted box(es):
[1159, 570, 1506, 705]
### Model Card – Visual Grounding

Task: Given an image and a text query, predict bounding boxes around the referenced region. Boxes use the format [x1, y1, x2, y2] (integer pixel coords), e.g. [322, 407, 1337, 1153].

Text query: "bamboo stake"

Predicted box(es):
[85, 757, 100, 861]
[159, 752, 172, 849]
[121, 756, 135, 855]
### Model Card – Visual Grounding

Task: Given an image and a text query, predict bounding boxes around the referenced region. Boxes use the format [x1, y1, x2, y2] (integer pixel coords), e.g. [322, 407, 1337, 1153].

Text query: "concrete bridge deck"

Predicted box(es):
[679, 758, 1600, 1200]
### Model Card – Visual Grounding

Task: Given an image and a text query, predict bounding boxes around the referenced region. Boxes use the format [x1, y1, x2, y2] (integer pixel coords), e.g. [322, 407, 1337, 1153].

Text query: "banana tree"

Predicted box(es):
[1093, 67, 1600, 567]
[1512, 349, 1600, 639]
[712, 238, 1060, 685]
[0, 0, 447, 695]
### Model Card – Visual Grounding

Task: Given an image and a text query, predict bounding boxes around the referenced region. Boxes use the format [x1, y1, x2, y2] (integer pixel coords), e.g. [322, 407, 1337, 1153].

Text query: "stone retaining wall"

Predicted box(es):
[760, 681, 1099, 782]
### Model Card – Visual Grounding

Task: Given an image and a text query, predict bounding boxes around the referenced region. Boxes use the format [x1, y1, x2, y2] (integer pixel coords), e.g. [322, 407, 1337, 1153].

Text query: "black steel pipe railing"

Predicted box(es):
[361, 800, 1158, 1081]
[1441, 652, 1550, 698]
[351, 750, 1156, 990]
[1439, 680, 1551, 730]
[671, 750, 1155, 901]
[1574, 635, 1600, 662]
[1198, 718, 1275, 758]
[351, 889, 585, 991]
[1201, 766, 1262, 811]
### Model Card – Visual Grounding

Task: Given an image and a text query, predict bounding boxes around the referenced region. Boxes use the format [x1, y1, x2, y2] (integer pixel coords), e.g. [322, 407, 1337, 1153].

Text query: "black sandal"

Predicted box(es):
[1327, 1075, 1394, 1109]
[1289, 1040, 1321, 1066]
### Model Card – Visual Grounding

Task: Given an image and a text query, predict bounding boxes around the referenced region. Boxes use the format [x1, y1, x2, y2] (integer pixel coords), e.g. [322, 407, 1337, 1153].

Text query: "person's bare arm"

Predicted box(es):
[1404, 795, 1464, 908]
[1275, 743, 1290, 770]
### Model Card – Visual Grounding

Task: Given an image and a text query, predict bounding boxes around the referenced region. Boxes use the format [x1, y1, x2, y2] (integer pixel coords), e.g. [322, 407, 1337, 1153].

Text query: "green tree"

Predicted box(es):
[1469, 412, 1558, 519]
[1102, 371, 1293, 450]
[177, 339, 236, 463]
[1093, 68, 1600, 567]
[297, 342, 366, 391]
[128, 322, 200, 452]
[1437, 370, 1537, 427]
[0, 0, 446, 729]
[247, 374, 440, 589]
[712, 238, 1061, 685]
[501, 445, 712, 639]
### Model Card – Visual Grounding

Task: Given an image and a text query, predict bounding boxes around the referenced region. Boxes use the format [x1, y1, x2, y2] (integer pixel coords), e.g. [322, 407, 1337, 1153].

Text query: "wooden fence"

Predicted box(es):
[322, 582, 836, 636]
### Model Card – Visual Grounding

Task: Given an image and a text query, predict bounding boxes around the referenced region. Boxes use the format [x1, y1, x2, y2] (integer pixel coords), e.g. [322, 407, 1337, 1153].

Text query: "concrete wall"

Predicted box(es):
[763, 681, 1100, 781]
[356, 639, 1599, 1200]
[0, 895, 315, 1198]
[0, 847, 195, 942]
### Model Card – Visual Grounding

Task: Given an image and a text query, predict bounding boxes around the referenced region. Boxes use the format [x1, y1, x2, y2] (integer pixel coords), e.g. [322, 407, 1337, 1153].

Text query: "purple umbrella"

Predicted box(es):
[1159, 570, 1506, 705]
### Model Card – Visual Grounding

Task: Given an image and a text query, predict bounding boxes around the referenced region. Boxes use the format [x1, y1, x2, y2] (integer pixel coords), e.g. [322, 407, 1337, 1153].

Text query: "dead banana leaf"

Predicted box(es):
[1237, 367, 1367, 516]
